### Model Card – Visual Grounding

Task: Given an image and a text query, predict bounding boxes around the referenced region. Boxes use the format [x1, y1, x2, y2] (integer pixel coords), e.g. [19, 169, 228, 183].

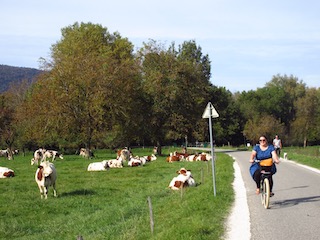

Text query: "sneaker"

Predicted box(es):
[255, 188, 260, 195]
[270, 192, 275, 197]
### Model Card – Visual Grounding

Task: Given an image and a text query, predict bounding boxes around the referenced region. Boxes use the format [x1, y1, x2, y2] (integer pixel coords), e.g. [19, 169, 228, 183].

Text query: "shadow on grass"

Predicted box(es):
[60, 189, 96, 197]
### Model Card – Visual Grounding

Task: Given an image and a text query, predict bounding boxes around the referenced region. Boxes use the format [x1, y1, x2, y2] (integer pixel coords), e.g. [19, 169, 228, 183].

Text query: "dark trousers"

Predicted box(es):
[275, 148, 281, 157]
[253, 167, 274, 192]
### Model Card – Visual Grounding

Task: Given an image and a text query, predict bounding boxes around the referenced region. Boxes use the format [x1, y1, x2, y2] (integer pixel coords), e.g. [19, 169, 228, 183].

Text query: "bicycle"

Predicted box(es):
[260, 170, 272, 209]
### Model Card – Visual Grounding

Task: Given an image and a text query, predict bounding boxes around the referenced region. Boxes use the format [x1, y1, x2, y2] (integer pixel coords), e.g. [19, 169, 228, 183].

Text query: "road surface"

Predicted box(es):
[226, 150, 320, 240]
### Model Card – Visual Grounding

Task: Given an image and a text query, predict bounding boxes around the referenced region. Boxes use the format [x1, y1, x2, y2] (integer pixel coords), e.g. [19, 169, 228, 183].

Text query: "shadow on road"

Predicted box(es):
[271, 195, 320, 209]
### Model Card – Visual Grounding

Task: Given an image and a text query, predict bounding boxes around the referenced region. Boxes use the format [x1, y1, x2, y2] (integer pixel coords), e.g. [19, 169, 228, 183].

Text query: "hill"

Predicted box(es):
[0, 64, 43, 93]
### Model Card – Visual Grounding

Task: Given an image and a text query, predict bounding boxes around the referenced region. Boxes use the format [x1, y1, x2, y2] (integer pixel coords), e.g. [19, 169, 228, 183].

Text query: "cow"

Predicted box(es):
[43, 150, 63, 162]
[117, 148, 131, 162]
[87, 160, 109, 171]
[166, 152, 182, 162]
[31, 148, 47, 165]
[141, 154, 157, 162]
[195, 152, 212, 161]
[0, 149, 14, 160]
[0, 150, 8, 158]
[35, 161, 57, 199]
[168, 168, 196, 190]
[185, 154, 197, 162]
[79, 148, 94, 158]
[0, 167, 15, 178]
[107, 157, 124, 168]
[128, 157, 143, 167]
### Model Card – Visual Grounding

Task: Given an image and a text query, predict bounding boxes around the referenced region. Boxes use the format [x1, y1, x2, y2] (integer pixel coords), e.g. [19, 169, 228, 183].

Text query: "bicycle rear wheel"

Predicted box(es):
[261, 178, 270, 209]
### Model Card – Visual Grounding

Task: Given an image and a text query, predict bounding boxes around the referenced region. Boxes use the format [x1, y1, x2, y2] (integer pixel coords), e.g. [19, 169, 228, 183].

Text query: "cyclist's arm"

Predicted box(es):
[272, 150, 280, 164]
[249, 150, 257, 163]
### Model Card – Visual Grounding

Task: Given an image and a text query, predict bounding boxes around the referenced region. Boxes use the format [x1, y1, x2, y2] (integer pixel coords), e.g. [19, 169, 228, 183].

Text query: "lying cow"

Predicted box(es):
[196, 152, 212, 161]
[35, 161, 57, 199]
[128, 157, 143, 167]
[107, 157, 124, 168]
[117, 148, 131, 161]
[87, 160, 109, 171]
[0, 167, 15, 178]
[166, 152, 181, 162]
[168, 168, 196, 190]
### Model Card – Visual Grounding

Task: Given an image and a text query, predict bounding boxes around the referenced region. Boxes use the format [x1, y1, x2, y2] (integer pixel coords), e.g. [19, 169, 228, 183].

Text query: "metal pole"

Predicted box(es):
[209, 105, 216, 196]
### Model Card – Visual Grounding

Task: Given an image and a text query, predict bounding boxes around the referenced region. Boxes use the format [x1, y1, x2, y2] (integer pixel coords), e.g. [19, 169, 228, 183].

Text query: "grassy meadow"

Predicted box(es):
[0, 147, 235, 240]
[281, 146, 320, 169]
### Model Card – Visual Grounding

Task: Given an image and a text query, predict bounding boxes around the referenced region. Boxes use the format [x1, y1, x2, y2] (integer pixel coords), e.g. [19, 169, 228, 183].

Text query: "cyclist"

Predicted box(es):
[249, 135, 280, 196]
[273, 135, 282, 157]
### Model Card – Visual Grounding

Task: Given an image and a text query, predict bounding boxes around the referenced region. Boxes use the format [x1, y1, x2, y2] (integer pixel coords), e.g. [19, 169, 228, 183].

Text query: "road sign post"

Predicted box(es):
[202, 102, 219, 196]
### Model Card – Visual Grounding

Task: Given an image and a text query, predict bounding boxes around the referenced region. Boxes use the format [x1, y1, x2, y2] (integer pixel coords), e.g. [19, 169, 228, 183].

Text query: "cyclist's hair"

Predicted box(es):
[260, 135, 268, 143]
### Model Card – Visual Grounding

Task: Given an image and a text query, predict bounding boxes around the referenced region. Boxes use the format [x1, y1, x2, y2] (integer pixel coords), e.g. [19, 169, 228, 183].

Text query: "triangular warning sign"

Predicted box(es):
[202, 102, 219, 118]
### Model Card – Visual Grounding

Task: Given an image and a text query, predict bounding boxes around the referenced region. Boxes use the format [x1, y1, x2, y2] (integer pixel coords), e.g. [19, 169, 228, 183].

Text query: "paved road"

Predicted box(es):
[227, 150, 320, 240]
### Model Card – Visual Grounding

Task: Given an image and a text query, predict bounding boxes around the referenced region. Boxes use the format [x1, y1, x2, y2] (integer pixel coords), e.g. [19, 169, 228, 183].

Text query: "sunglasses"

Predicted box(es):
[259, 139, 266, 142]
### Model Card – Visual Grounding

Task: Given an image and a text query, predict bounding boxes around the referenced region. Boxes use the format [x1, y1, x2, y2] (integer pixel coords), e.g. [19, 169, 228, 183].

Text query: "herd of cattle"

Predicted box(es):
[0, 147, 212, 198]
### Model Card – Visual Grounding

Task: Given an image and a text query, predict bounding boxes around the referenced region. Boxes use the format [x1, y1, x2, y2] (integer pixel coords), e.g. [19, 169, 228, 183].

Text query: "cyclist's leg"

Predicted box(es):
[269, 175, 274, 196]
[253, 170, 261, 193]
[276, 148, 280, 157]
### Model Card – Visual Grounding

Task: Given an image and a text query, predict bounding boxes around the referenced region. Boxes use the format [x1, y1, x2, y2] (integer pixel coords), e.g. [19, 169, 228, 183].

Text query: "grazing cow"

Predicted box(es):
[107, 157, 124, 168]
[43, 150, 63, 162]
[168, 168, 196, 190]
[79, 148, 94, 158]
[0, 149, 14, 160]
[0, 150, 8, 158]
[0, 167, 15, 178]
[35, 161, 57, 199]
[117, 148, 131, 162]
[31, 148, 47, 165]
[87, 160, 109, 171]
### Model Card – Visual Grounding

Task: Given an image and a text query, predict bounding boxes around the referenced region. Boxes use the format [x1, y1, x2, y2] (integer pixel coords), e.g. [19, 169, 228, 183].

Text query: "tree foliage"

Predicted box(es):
[137, 40, 212, 150]
[1, 22, 320, 151]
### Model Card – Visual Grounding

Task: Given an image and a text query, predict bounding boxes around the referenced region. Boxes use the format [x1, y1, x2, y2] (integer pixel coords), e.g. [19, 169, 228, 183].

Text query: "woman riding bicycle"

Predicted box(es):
[249, 135, 280, 196]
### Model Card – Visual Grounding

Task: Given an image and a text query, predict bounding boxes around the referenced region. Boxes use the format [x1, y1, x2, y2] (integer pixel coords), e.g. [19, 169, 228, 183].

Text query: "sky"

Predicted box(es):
[1, 0, 320, 92]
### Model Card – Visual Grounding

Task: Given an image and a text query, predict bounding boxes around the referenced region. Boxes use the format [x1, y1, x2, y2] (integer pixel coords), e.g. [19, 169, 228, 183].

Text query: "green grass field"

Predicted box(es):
[281, 146, 320, 169]
[0, 148, 235, 240]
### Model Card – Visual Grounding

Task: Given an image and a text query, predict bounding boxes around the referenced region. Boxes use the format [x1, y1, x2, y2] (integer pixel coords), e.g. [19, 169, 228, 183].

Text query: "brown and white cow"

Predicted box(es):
[35, 161, 57, 199]
[168, 168, 196, 190]
[0, 167, 15, 178]
[117, 148, 131, 162]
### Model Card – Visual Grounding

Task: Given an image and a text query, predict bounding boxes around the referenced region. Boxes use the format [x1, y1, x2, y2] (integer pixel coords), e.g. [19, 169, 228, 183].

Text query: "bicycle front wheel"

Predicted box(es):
[261, 178, 270, 209]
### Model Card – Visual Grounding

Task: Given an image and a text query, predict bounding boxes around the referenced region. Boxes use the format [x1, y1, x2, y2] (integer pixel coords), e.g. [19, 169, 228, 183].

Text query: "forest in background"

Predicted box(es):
[0, 22, 319, 154]
[0, 65, 42, 93]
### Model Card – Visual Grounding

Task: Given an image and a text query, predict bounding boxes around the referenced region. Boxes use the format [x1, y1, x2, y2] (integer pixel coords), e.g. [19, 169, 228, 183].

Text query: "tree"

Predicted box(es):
[243, 114, 285, 145]
[16, 22, 143, 150]
[138, 40, 212, 153]
[291, 87, 320, 147]
[236, 74, 306, 145]
[207, 86, 244, 146]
